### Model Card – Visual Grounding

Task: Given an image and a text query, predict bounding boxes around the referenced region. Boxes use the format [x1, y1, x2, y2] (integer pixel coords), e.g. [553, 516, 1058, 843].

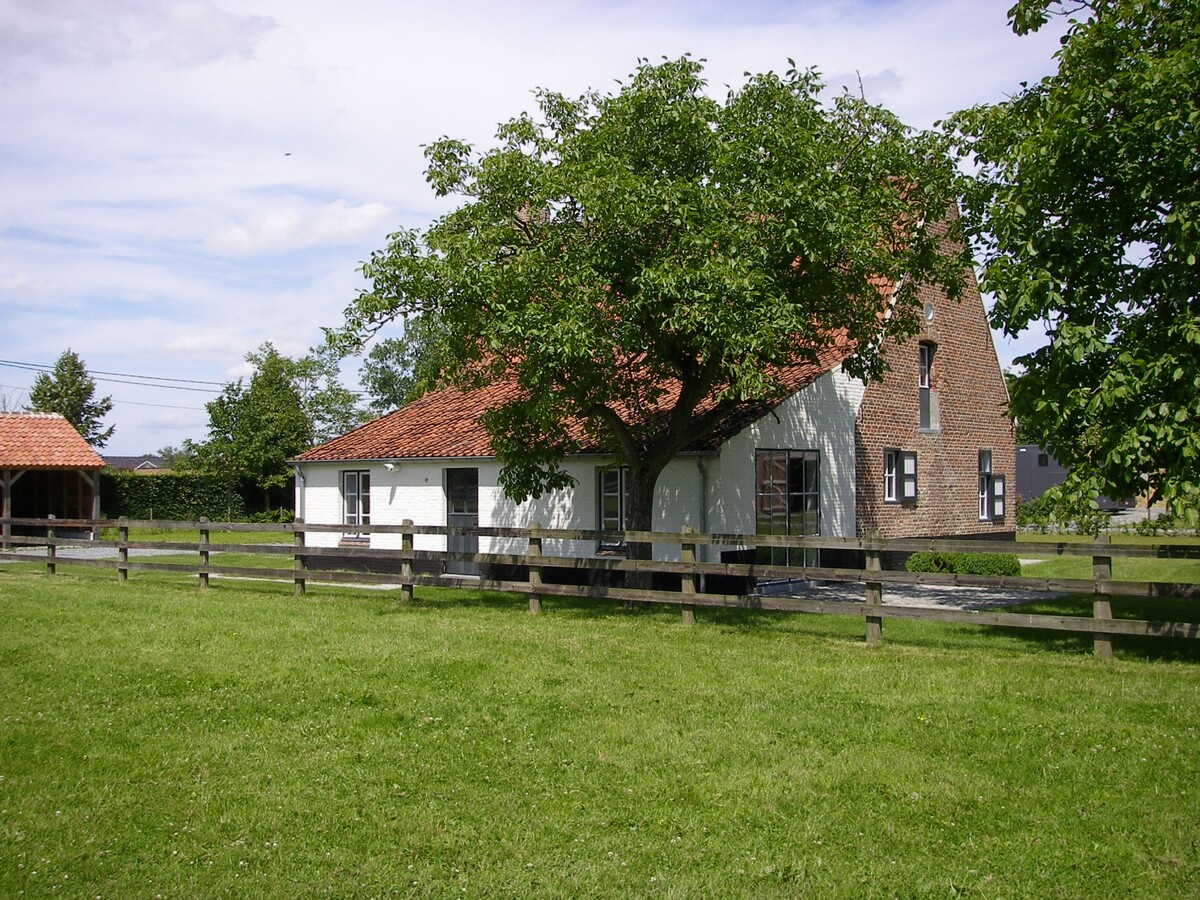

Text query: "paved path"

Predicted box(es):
[765, 580, 1052, 611]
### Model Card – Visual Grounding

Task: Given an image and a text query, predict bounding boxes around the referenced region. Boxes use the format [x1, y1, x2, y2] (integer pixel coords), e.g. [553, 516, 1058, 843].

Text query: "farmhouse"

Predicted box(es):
[0, 412, 104, 542]
[295, 262, 1016, 572]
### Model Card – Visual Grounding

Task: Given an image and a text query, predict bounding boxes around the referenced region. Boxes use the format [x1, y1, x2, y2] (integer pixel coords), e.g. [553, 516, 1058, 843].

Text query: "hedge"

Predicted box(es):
[904, 551, 1022, 577]
[99, 471, 248, 521]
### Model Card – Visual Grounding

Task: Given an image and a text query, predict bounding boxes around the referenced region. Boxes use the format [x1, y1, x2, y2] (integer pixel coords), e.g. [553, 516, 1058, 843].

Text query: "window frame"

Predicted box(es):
[755, 449, 820, 567]
[918, 342, 937, 431]
[596, 465, 630, 551]
[342, 469, 371, 539]
[883, 448, 919, 504]
[883, 448, 899, 503]
[978, 450, 1005, 521]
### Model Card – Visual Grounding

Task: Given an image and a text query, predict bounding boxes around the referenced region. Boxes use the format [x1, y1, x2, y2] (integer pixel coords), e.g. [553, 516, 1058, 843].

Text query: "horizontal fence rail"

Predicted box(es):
[2, 516, 1198, 657]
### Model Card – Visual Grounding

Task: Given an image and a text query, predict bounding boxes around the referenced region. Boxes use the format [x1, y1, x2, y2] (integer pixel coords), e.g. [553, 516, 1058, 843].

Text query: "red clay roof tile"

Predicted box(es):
[0, 413, 106, 469]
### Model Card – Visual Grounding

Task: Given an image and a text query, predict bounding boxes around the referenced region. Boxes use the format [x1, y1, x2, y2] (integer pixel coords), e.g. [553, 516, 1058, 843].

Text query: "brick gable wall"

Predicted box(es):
[854, 269, 1016, 539]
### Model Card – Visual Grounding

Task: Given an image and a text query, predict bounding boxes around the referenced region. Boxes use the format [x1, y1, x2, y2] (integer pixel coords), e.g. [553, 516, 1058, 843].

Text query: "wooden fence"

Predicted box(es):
[2, 516, 1198, 658]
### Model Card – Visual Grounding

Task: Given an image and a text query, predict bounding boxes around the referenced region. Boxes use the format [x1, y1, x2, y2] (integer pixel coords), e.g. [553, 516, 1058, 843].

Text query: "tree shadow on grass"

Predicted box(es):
[981, 594, 1200, 664]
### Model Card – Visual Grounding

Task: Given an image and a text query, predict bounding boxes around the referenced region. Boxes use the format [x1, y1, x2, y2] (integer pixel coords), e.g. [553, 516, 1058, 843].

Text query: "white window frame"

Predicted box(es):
[342, 469, 371, 538]
[597, 466, 630, 550]
[883, 449, 899, 502]
[978, 450, 1004, 521]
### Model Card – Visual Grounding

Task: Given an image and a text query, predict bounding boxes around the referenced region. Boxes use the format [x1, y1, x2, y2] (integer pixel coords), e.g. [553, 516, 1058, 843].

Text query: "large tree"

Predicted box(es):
[187, 343, 368, 510]
[189, 344, 314, 510]
[27, 349, 114, 448]
[335, 57, 967, 548]
[349, 314, 450, 415]
[948, 0, 1199, 523]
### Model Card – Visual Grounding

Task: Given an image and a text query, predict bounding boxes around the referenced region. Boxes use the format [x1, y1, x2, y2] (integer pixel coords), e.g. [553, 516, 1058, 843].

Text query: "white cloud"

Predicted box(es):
[204, 200, 392, 256]
[0, 0, 276, 76]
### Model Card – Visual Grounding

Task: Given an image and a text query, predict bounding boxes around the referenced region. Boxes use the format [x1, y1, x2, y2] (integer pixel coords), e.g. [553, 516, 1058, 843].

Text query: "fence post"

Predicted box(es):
[1093, 535, 1114, 660]
[864, 533, 883, 645]
[680, 525, 698, 625]
[198, 517, 210, 590]
[528, 522, 543, 615]
[118, 517, 129, 582]
[293, 518, 306, 596]
[46, 514, 56, 576]
[400, 519, 414, 605]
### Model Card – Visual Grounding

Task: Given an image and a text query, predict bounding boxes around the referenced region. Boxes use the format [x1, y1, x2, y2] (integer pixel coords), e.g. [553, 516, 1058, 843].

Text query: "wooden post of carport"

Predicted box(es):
[1, 468, 12, 550]
[88, 469, 101, 540]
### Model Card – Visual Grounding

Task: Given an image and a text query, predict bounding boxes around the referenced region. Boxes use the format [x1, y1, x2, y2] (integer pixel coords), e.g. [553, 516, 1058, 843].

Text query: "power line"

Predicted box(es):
[0, 383, 205, 412]
[0, 358, 224, 393]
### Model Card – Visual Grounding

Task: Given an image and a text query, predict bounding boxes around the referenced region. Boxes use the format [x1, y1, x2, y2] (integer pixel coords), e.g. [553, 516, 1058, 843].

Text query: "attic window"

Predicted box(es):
[919, 342, 939, 431]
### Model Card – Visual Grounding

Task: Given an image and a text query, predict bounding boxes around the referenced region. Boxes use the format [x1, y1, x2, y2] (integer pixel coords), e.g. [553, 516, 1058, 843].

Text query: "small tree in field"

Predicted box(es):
[27, 349, 114, 448]
[334, 57, 968, 554]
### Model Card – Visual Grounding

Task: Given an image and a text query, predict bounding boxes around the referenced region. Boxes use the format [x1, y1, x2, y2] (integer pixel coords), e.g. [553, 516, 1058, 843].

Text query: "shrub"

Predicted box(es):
[100, 471, 248, 521]
[905, 551, 1021, 577]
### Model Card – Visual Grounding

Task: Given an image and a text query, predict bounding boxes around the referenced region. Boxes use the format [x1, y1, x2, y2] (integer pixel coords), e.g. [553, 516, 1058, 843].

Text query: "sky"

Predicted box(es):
[0, 0, 1068, 456]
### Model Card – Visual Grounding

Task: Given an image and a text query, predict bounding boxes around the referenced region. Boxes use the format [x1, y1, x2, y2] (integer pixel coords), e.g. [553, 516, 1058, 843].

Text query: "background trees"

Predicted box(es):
[949, 0, 1199, 523]
[186, 343, 368, 514]
[26, 349, 114, 448]
[334, 57, 967, 545]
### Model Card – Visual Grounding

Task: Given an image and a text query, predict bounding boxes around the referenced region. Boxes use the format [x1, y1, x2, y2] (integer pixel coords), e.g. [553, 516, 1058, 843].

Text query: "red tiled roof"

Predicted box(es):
[295, 337, 855, 463]
[0, 413, 106, 469]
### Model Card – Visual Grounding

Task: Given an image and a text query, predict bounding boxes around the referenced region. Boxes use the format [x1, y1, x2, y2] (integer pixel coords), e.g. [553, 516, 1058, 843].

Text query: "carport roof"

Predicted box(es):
[0, 413, 105, 469]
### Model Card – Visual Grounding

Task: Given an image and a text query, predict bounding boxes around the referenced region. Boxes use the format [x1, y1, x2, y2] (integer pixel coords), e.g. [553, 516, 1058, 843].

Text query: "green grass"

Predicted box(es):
[2, 568, 1199, 897]
[98, 525, 294, 545]
[1017, 532, 1200, 583]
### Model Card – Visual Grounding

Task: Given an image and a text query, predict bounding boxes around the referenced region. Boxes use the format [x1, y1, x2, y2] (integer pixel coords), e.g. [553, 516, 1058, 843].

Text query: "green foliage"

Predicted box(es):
[289, 342, 371, 443]
[246, 507, 296, 524]
[948, 0, 1200, 525]
[1015, 486, 1114, 535]
[333, 57, 968, 534]
[905, 551, 1022, 577]
[186, 344, 368, 512]
[354, 315, 450, 414]
[99, 470, 247, 520]
[26, 349, 114, 447]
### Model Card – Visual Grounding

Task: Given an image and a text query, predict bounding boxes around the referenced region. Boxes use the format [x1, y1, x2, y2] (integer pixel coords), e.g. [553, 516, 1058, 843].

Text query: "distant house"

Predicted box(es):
[294, 251, 1017, 573]
[1015, 444, 1136, 512]
[0, 413, 104, 539]
[1015, 444, 1069, 502]
[104, 455, 165, 472]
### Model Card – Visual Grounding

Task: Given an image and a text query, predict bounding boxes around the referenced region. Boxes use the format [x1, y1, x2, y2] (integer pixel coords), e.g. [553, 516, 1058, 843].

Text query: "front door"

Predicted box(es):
[445, 468, 479, 575]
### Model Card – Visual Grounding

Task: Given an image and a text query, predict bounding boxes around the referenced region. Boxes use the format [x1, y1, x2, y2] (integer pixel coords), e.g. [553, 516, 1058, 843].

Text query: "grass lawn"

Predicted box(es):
[1, 567, 1199, 897]
[1017, 531, 1200, 583]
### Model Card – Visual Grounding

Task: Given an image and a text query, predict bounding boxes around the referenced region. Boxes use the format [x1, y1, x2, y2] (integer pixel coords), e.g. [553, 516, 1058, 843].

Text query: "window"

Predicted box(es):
[342, 470, 371, 537]
[755, 450, 820, 567]
[1037, 452, 1049, 467]
[918, 342, 938, 430]
[883, 449, 918, 503]
[597, 466, 630, 550]
[978, 451, 1005, 521]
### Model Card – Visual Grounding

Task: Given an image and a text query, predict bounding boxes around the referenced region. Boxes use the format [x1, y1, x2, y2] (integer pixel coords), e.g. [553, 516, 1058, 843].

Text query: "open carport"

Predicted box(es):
[0, 412, 103, 543]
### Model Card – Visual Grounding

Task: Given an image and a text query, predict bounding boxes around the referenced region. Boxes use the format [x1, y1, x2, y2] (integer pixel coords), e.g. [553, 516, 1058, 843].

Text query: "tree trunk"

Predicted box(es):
[623, 465, 662, 592]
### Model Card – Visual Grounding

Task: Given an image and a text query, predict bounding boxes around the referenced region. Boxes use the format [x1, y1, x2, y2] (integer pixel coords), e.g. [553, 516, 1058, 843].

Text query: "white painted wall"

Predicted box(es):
[708, 365, 866, 545]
